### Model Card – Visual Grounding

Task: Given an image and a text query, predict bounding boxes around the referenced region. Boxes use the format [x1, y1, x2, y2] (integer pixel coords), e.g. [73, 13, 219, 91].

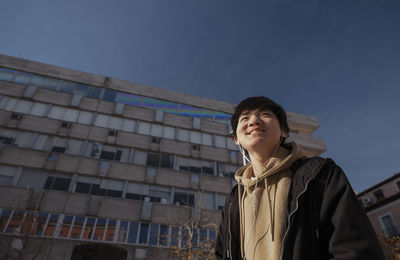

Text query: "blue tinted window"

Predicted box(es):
[149, 223, 159, 246]
[127, 221, 139, 244]
[180, 104, 204, 118]
[171, 227, 180, 246]
[181, 228, 189, 248]
[87, 86, 102, 99]
[159, 225, 169, 246]
[0, 67, 16, 81]
[31, 75, 45, 87]
[73, 84, 88, 96]
[14, 72, 33, 84]
[115, 92, 141, 106]
[103, 89, 117, 102]
[59, 81, 75, 94]
[42, 78, 59, 90]
[199, 228, 207, 243]
[209, 230, 216, 241]
[192, 229, 198, 247]
[139, 223, 149, 244]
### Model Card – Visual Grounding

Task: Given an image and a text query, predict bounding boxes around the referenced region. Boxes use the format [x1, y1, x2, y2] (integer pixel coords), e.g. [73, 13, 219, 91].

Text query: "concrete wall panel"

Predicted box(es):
[33, 88, 71, 106]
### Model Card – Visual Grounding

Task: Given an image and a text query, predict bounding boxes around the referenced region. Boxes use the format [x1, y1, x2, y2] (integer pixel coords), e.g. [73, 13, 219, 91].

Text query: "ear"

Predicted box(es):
[233, 135, 240, 145]
[282, 131, 288, 138]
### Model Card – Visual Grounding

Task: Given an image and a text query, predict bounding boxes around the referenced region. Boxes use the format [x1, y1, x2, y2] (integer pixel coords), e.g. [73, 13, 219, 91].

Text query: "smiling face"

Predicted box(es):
[234, 109, 286, 154]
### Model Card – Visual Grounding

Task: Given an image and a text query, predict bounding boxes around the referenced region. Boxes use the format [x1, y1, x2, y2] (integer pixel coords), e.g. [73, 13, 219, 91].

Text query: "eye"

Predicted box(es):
[239, 116, 248, 122]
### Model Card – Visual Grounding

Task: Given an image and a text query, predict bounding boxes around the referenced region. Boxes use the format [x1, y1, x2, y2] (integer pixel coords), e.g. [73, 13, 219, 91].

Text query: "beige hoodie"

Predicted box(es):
[234, 143, 306, 260]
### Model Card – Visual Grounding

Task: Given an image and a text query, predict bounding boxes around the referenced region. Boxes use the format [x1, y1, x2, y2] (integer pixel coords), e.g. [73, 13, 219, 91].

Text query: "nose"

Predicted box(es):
[248, 114, 260, 126]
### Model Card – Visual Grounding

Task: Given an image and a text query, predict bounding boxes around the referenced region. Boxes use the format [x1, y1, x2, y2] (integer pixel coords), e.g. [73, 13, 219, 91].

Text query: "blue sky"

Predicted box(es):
[1, 0, 399, 192]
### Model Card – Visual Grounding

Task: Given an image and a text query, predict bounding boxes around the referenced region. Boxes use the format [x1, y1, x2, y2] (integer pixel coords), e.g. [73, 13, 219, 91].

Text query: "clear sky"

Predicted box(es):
[1, 0, 399, 192]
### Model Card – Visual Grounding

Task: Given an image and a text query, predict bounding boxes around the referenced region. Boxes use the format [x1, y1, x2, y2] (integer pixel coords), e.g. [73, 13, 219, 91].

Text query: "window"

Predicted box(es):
[30, 103, 48, 116]
[380, 214, 400, 238]
[45, 214, 59, 237]
[149, 223, 160, 246]
[70, 216, 84, 239]
[0, 136, 14, 145]
[174, 192, 195, 207]
[102, 89, 117, 102]
[105, 220, 116, 241]
[146, 153, 173, 168]
[59, 215, 73, 238]
[44, 176, 71, 191]
[118, 221, 129, 242]
[373, 189, 385, 202]
[0, 210, 11, 233]
[94, 218, 107, 241]
[139, 223, 149, 244]
[159, 225, 169, 246]
[127, 221, 139, 244]
[100, 149, 122, 161]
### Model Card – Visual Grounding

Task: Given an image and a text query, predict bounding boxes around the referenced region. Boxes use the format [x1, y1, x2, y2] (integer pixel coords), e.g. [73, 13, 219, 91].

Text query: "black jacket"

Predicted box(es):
[215, 157, 384, 260]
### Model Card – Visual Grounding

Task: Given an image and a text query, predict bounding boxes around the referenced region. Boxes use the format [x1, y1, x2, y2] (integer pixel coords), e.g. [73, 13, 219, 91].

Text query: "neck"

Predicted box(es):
[248, 145, 280, 177]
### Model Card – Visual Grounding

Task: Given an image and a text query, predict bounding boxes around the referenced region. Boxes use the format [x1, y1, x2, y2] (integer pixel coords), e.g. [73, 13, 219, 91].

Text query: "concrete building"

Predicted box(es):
[357, 173, 400, 239]
[0, 54, 326, 259]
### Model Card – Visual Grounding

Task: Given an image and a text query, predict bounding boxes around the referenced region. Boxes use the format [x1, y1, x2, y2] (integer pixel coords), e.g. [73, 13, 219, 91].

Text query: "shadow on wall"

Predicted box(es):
[70, 243, 127, 260]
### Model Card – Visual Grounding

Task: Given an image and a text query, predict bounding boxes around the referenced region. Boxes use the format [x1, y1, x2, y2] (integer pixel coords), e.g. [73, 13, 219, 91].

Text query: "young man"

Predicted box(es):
[215, 97, 384, 260]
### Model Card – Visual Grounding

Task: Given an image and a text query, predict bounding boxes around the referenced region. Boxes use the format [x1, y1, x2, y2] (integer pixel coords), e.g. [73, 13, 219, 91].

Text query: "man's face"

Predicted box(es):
[234, 109, 284, 153]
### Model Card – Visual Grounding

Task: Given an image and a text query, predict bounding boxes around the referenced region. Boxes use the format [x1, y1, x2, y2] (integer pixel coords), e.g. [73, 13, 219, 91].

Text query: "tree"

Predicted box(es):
[378, 234, 400, 260]
[168, 192, 218, 260]
[0, 188, 55, 260]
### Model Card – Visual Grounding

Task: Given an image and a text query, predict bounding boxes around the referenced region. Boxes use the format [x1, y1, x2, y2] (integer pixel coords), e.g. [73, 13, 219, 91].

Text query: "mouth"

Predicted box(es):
[246, 128, 265, 135]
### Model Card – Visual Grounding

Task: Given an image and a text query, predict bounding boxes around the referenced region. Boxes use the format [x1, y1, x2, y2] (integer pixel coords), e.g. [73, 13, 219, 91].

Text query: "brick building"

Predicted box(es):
[0, 54, 326, 259]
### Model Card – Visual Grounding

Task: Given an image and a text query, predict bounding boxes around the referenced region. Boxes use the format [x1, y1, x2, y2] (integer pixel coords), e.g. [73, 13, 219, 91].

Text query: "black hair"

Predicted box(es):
[231, 96, 289, 140]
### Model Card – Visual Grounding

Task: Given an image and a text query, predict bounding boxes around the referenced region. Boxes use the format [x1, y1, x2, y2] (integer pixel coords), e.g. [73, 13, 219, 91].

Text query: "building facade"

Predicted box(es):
[0, 54, 326, 259]
[357, 173, 400, 239]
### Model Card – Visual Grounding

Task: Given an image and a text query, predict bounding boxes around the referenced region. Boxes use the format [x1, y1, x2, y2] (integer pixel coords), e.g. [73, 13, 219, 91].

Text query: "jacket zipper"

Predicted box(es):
[227, 202, 233, 259]
[279, 177, 313, 260]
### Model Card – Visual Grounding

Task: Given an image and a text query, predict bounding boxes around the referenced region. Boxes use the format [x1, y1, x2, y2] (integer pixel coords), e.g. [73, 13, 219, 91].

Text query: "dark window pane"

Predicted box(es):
[103, 89, 117, 102]
[159, 225, 168, 246]
[51, 146, 66, 153]
[199, 228, 207, 243]
[74, 84, 88, 96]
[106, 189, 122, 198]
[43, 177, 54, 190]
[188, 194, 195, 207]
[171, 227, 180, 246]
[182, 228, 189, 248]
[127, 222, 139, 244]
[0, 209, 12, 233]
[139, 223, 149, 244]
[100, 150, 116, 160]
[150, 197, 161, 203]
[125, 193, 142, 200]
[160, 154, 173, 168]
[59, 81, 74, 94]
[192, 229, 198, 247]
[174, 192, 187, 206]
[202, 167, 214, 175]
[75, 182, 91, 194]
[91, 184, 106, 196]
[146, 153, 160, 167]
[115, 150, 122, 161]
[0, 136, 14, 144]
[149, 223, 159, 246]
[52, 177, 71, 191]
[87, 87, 101, 99]
[189, 166, 201, 173]
[209, 230, 216, 241]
